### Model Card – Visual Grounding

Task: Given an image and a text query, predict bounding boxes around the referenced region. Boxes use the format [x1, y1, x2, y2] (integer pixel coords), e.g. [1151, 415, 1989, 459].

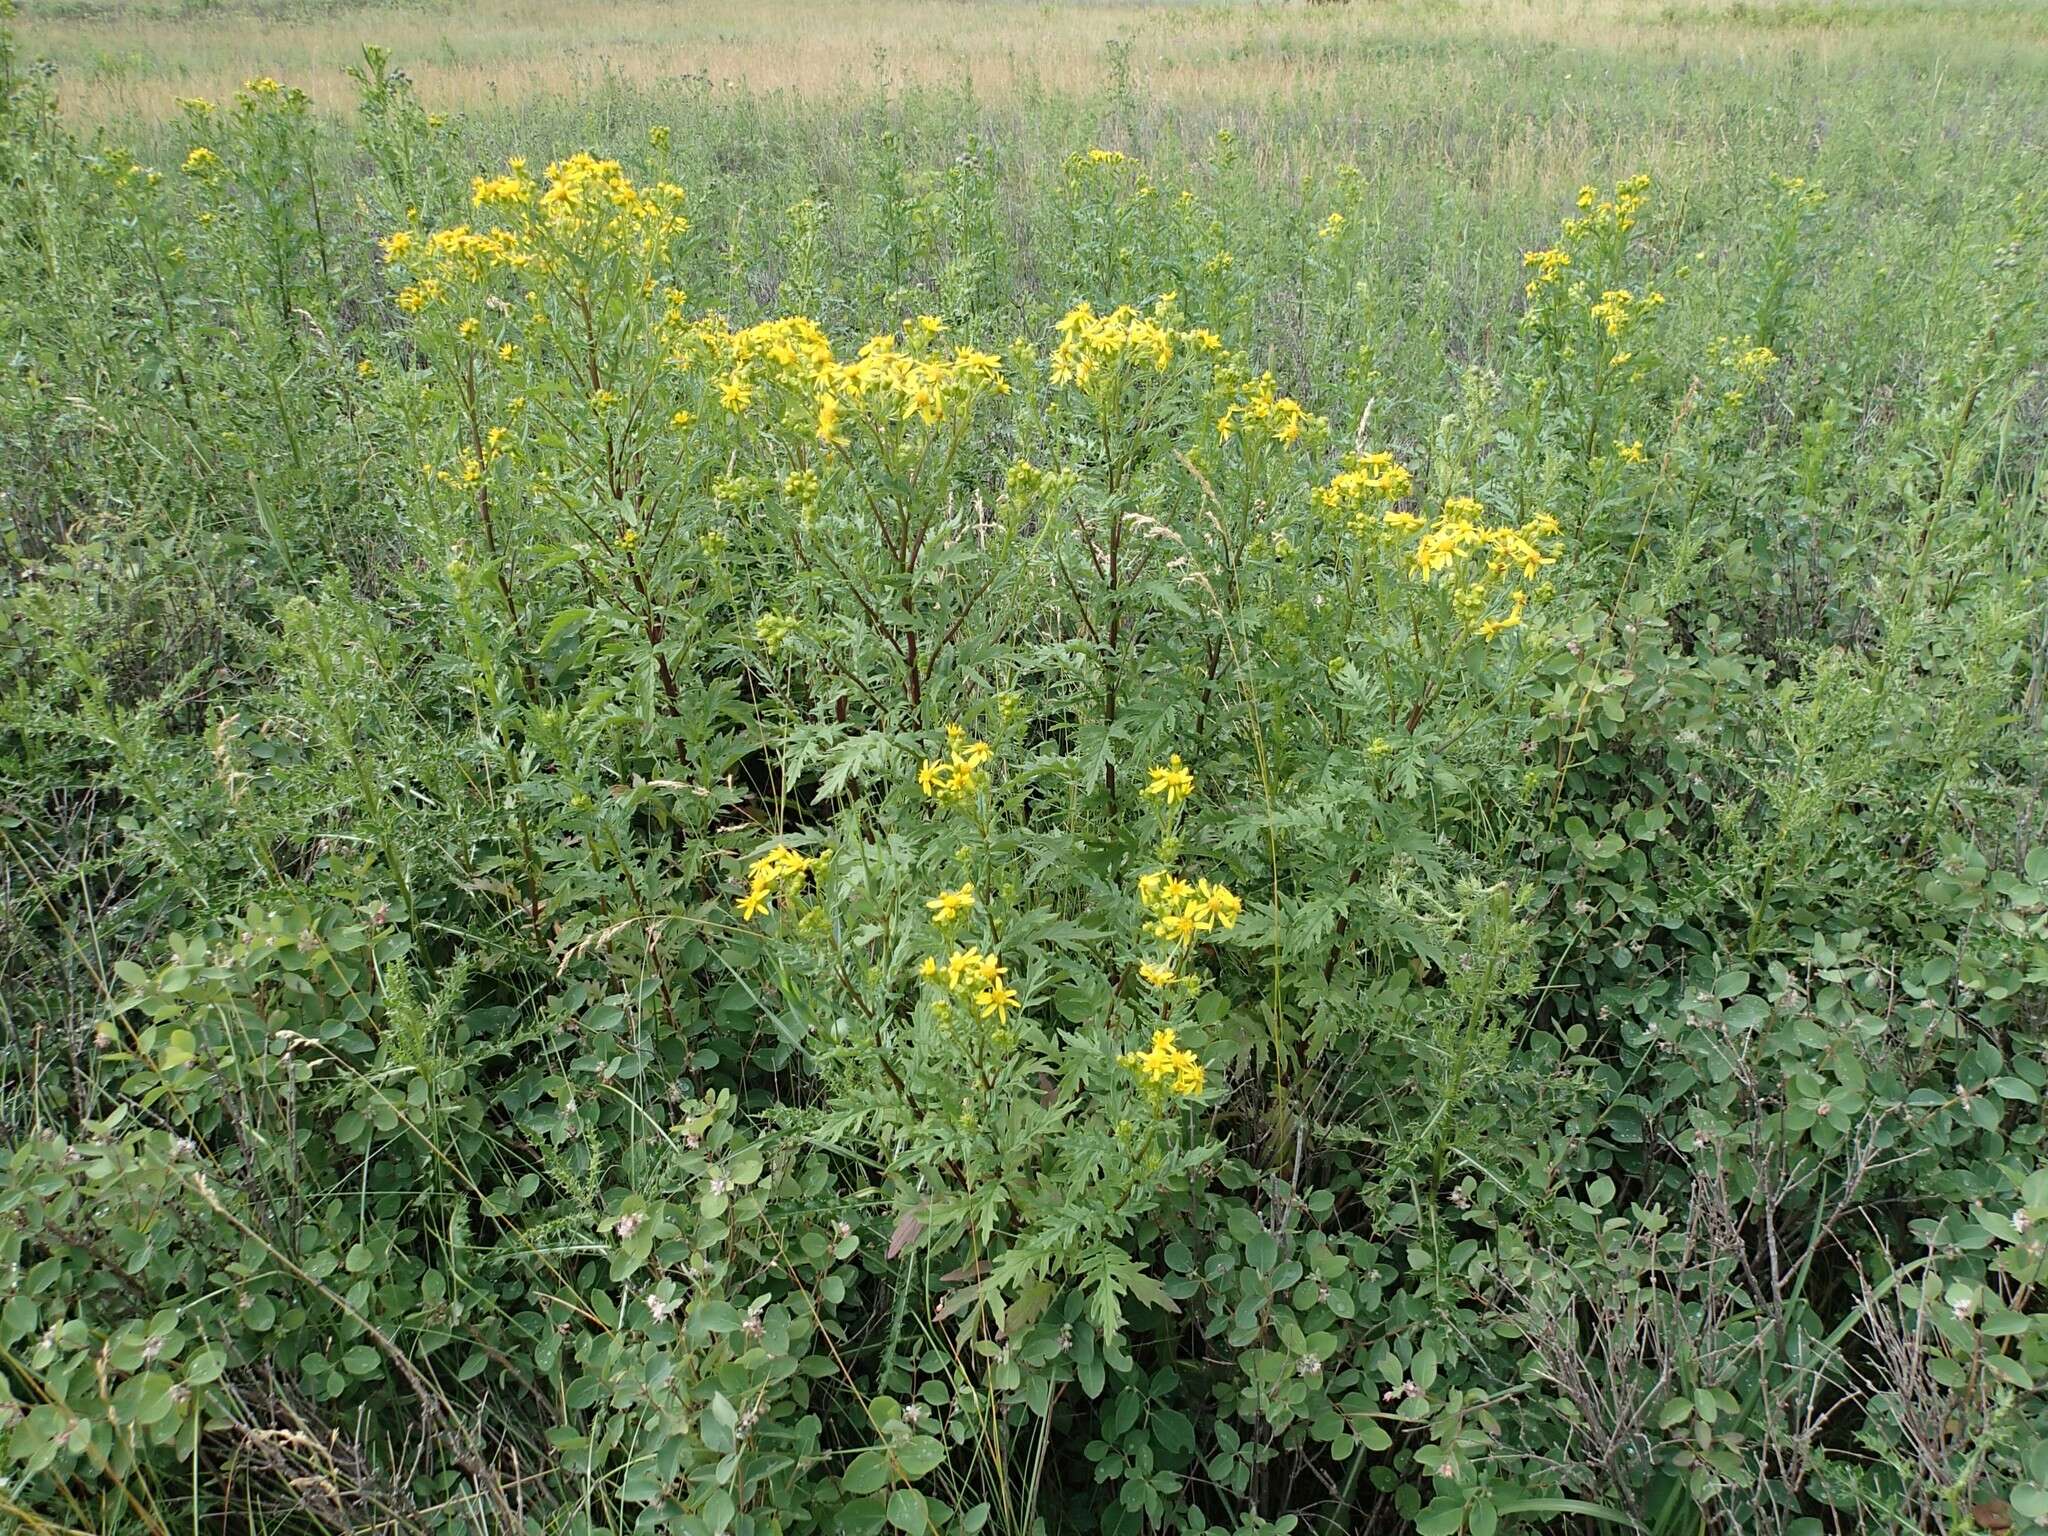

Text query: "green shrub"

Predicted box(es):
[3, 13, 2047, 1535]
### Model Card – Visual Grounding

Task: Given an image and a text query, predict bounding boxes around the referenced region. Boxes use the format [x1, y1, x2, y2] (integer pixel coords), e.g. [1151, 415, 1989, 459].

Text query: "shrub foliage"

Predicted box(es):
[3, 20, 2047, 1536]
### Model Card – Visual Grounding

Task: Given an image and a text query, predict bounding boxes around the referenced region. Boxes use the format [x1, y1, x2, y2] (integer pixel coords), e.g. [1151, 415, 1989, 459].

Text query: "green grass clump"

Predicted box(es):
[2, 5, 2047, 1535]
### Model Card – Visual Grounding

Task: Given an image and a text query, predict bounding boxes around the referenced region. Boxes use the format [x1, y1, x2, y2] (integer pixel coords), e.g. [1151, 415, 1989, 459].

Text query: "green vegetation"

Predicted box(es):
[2, 1, 2046, 1533]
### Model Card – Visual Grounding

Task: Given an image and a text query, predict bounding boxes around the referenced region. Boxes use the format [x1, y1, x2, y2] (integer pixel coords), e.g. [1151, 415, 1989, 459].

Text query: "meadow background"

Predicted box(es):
[2, 0, 2046, 1533]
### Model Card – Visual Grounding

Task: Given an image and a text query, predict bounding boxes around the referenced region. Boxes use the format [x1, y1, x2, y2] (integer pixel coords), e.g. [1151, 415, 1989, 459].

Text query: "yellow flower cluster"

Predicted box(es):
[1588, 287, 1666, 341]
[925, 881, 976, 928]
[1522, 247, 1572, 298]
[1120, 1028, 1206, 1098]
[1772, 174, 1827, 210]
[919, 945, 1020, 1026]
[1066, 146, 1134, 175]
[181, 146, 221, 177]
[1566, 173, 1653, 239]
[1410, 499, 1558, 585]
[687, 315, 1007, 438]
[1138, 870, 1243, 947]
[383, 154, 689, 312]
[1719, 337, 1778, 377]
[737, 844, 817, 922]
[1217, 373, 1319, 447]
[918, 724, 994, 808]
[1313, 452, 1416, 534]
[1368, 497, 1560, 640]
[1049, 297, 1222, 395]
[1142, 754, 1196, 808]
[1712, 336, 1779, 403]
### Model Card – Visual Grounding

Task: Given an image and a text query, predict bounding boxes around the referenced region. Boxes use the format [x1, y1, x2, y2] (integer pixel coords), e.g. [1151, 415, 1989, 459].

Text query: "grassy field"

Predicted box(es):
[22, 0, 2048, 122]
[3, 0, 2047, 1533]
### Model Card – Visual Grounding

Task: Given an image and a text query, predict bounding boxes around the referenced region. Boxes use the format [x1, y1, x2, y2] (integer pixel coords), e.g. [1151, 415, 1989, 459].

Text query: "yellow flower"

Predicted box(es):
[181, 146, 221, 177]
[1217, 373, 1318, 448]
[815, 391, 844, 444]
[1314, 452, 1414, 534]
[737, 844, 815, 921]
[1120, 1028, 1206, 1098]
[1190, 879, 1242, 931]
[925, 947, 1011, 1026]
[973, 979, 1020, 1026]
[1142, 754, 1195, 808]
[925, 882, 976, 928]
[918, 728, 994, 807]
[1138, 961, 1179, 989]
[1476, 589, 1527, 641]
[718, 373, 755, 414]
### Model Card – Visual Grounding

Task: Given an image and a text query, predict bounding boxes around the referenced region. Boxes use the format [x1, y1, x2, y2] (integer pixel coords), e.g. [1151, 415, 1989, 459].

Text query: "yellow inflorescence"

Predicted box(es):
[381, 154, 689, 312]
[1120, 1028, 1206, 1098]
[1522, 246, 1572, 298]
[920, 945, 1020, 1027]
[1313, 452, 1416, 534]
[1409, 499, 1558, 585]
[1588, 287, 1666, 342]
[686, 314, 1008, 438]
[1564, 173, 1653, 240]
[918, 724, 995, 808]
[1048, 296, 1222, 396]
[1139, 870, 1242, 946]
[1217, 372, 1319, 447]
[925, 882, 977, 928]
[1142, 754, 1196, 808]
[737, 844, 816, 922]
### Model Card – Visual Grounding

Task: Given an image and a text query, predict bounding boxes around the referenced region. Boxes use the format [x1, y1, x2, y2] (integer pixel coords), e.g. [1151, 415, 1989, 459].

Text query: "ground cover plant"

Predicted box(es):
[2, 0, 2047, 1532]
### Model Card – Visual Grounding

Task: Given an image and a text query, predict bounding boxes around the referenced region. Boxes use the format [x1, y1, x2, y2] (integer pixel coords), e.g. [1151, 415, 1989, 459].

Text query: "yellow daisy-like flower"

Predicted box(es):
[737, 844, 814, 922]
[925, 882, 976, 928]
[918, 728, 994, 807]
[973, 979, 1020, 1026]
[718, 373, 755, 414]
[1190, 879, 1242, 932]
[1120, 1028, 1206, 1098]
[1138, 960, 1179, 989]
[1143, 754, 1195, 808]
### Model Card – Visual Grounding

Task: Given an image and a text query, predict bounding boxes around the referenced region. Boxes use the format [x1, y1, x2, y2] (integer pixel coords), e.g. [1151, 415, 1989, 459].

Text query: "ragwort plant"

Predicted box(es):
[2, 21, 2047, 1536]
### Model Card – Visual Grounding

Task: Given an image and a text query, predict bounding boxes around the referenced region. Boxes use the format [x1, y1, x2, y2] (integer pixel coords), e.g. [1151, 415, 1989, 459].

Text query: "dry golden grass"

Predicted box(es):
[18, 0, 2046, 121]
